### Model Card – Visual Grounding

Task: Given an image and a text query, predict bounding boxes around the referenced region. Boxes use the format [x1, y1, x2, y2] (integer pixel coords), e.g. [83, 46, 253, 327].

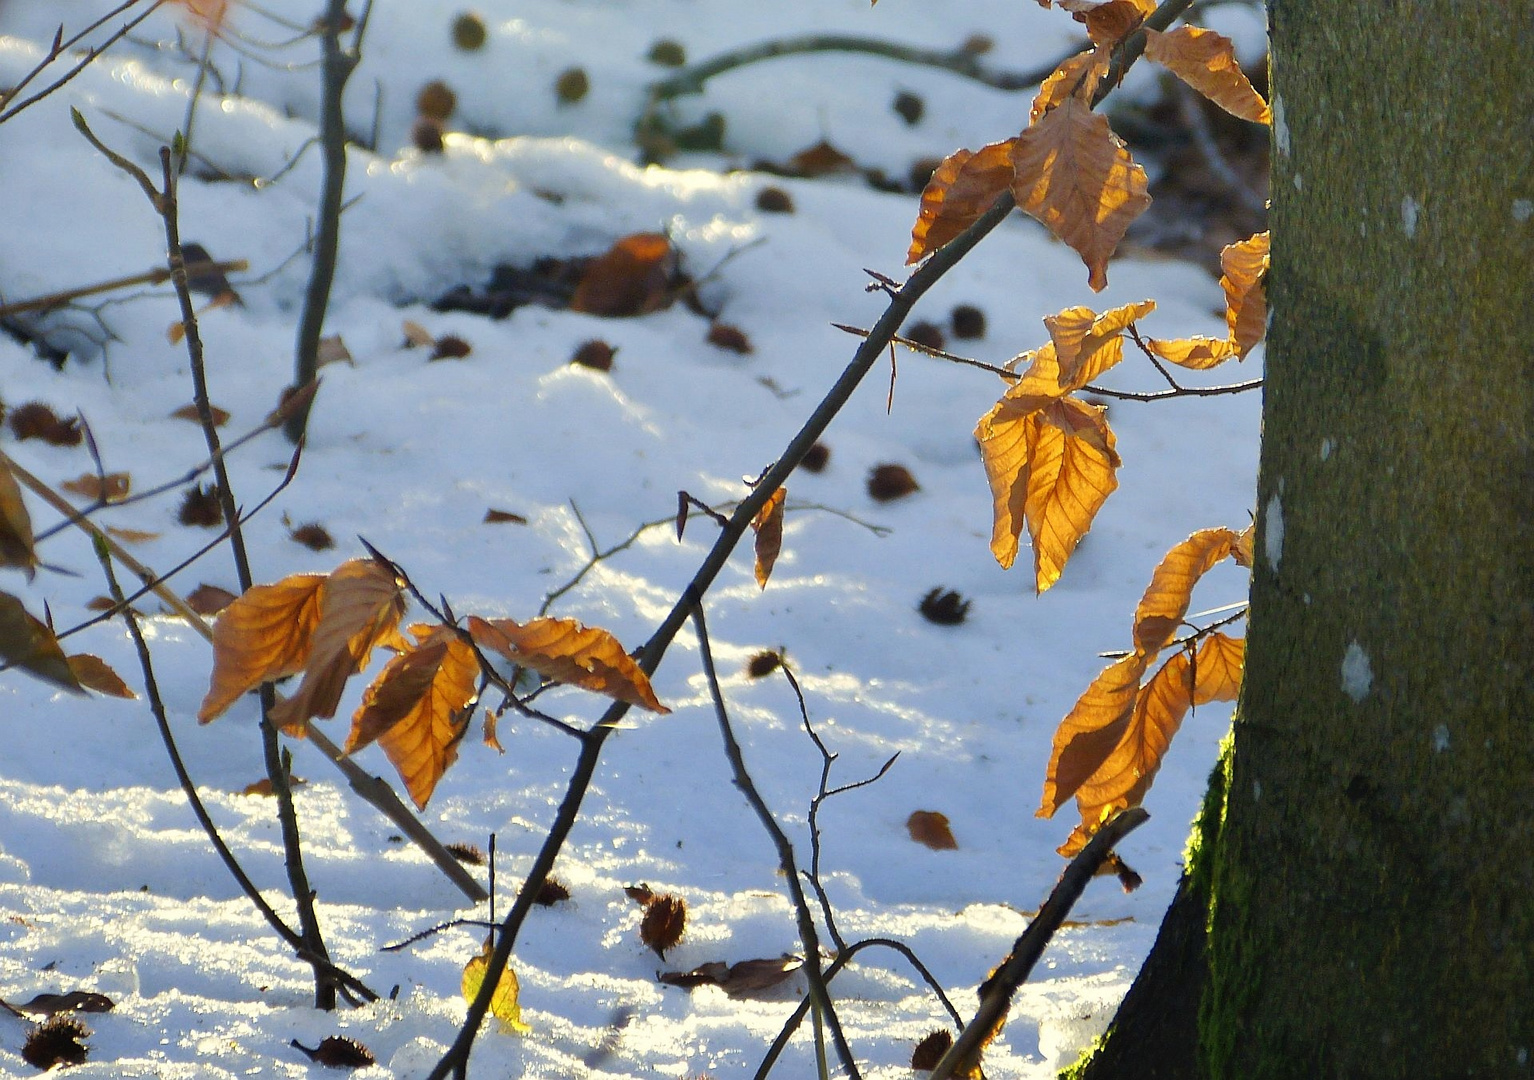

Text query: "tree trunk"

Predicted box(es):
[1078, 4, 1533, 1076]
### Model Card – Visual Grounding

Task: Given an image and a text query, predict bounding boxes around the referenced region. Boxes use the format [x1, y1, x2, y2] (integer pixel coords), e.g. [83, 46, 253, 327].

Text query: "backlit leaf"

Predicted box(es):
[751, 486, 786, 589]
[198, 573, 326, 722]
[354, 626, 481, 809]
[467, 615, 668, 713]
[1012, 97, 1151, 291]
[0, 451, 37, 579]
[1221, 231, 1269, 358]
[1026, 397, 1120, 592]
[907, 140, 1017, 264]
[462, 939, 530, 1034]
[1083, 0, 1154, 47]
[1030, 50, 1109, 125]
[1038, 653, 1142, 817]
[975, 396, 1040, 571]
[269, 559, 408, 734]
[1046, 299, 1155, 388]
[1132, 528, 1241, 655]
[570, 233, 676, 317]
[0, 592, 83, 693]
[1074, 650, 1194, 817]
[1193, 632, 1244, 704]
[1144, 335, 1237, 369]
[67, 654, 136, 698]
[1144, 26, 1271, 124]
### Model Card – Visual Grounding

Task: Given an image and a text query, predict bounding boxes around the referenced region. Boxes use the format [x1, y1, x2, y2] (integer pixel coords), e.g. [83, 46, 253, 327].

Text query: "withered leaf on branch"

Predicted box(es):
[198, 573, 327, 722]
[570, 233, 677, 317]
[1221, 231, 1269, 358]
[751, 486, 787, 589]
[907, 140, 1017, 265]
[0, 592, 83, 693]
[1083, 0, 1155, 48]
[1012, 98, 1151, 292]
[1027, 398, 1120, 592]
[352, 625, 481, 809]
[1143, 335, 1237, 370]
[467, 615, 668, 713]
[269, 559, 409, 734]
[0, 451, 37, 578]
[1039, 653, 1143, 818]
[907, 809, 959, 850]
[1044, 299, 1155, 388]
[1193, 632, 1245, 704]
[66, 654, 136, 698]
[1144, 25, 1272, 124]
[1132, 527, 1243, 655]
[1073, 650, 1194, 818]
[1030, 49, 1110, 125]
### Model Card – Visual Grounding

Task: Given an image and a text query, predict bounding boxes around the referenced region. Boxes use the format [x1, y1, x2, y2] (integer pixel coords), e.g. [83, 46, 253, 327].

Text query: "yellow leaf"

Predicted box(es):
[1026, 398, 1121, 592]
[1039, 653, 1144, 817]
[462, 939, 530, 1034]
[975, 396, 1040, 571]
[1144, 26, 1271, 124]
[67, 654, 137, 698]
[1074, 650, 1195, 819]
[0, 592, 84, 693]
[1012, 97, 1151, 292]
[0, 451, 37, 579]
[1046, 300, 1156, 389]
[467, 615, 668, 714]
[198, 573, 326, 722]
[1221, 231, 1269, 358]
[350, 626, 480, 809]
[268, 559, 408, 734]
[907, 140, 1017, 264]
[1030, 49, 1110, 125]
[1233, 522, 1256, 568]
[1193, 632, 1244, 704]
[1144, 336, 1238, 370]
[1132, 528, 1242, 655]
[751, 486, 787, 589]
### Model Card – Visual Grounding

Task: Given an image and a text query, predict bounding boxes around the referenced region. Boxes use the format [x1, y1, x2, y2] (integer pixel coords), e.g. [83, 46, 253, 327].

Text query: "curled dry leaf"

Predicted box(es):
[269, 559, 409, 734]
[467, 614, 668, 713]
[1012, 97, 1151, 292]
[169, 402, 230, 427]
[185, 583, 238, 616]
[1044, 299, 1155, 388]
[570, 233, 677, 317]
[907, 140, 1017, 265]
[0, 450, 37, 579]
[0, 592, 84, 693]
[1144, 335, 1237, 370]
[912, 1029, 955, 1071]
[66, 654, 136, 698]
[658, 955, 803, 998]
[1132, 527, 1243, 655]
[1082, 0, 1154, 47]
[907, 809, 959, 850]
[198, 573, 327, 722]
[462, 938, 531, 1033]
[350, 625, 481, 810]
[483, 508, 529, 524]
[290, 1036, 375, 1068]
[1031, 49, 1111, 125]
[60, 472, 130, 503]
[105, 526, 159, 544]
[1221, 231, 1269, 358]
[751, 486, 787, 589]
[12, 991, 115, 1016]
[1144, 25, 1272, 124]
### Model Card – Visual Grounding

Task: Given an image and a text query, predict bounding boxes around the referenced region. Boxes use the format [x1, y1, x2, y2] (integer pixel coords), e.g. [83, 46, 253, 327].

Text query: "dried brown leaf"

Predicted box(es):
[483, 509, 528, 524]
[1144, 335, 1238, 369]
[786, 139, 856, 177]
[198, 573, 326, 722]
[12, 991, 115, 1016]
[1038, 653, 1143, 817]
[0, 592, 84, 693]
[659, 956, 803, 998]
[1012, 98, 1151, 291]
[1084, 0, 1152, 47]
[1144, 25, 1272, 124]
[1221, 231, 1269, 358]
[1045, 299, 1155, 389]
[1193, 632, 1245, 704]
[0, 451, 37, 578]
[751, 486, 786, 589]
[467, 614, 668, 713]
[570, 233, 677, 317]
[105, 526, 160, 544]
[269, 559, 408, 734]
[1074, 650, 1194, 818]
[185, 583, 238, 616]
[1132, 527, 1242, 656]
[66, 654, 136, 698]
[169, 402, 230, 426]
[290, 1035, 375, 1068]
[1030, 49, 1110, 125]
[1025, 397, 1120, 592]
[907, 140, 1017, 264]
[61, 472, 131, 503]
[907, 809, 959, 850]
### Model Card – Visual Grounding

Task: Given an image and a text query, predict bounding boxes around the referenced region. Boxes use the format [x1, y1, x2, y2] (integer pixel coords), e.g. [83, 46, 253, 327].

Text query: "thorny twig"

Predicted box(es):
[692, 601, 862, 1080]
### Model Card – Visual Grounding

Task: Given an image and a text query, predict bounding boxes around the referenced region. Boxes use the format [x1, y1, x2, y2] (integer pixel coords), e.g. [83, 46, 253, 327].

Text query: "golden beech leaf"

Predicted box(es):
[0, 451, 37, 579]
[1030, 50, 1110, 125]
[751, 486, 787, 589]
[1193, 632, 1245, 704]
[1084, 0, 1153, 47]
[198, 573, 327, 722]
[1143, 26, 1272, 124]
[975, 396, 1042, 571]
[1221, 231, 1269, 358]
[467, 615, 668, 713]
[1039, 653, 1144, 817]
[1026, 397, 1121, 592]
[1046, 299, 1156, 389]
[1132, 527, 1242, 656]
[1233, 522, 1256, 568]
[268, 559, 408, 734]
[1012, 98, 1151, 292]
[67, 654, 136, 699]
[60, 473, 131, 503]
[0, 592, 84, 693]
[462, 938, 531, 1034]
[1144, 335, 1238, 370]
[907, 140, 1017, 264]
[1075, 650, 1194, 818]
[363, 628, 480, 809]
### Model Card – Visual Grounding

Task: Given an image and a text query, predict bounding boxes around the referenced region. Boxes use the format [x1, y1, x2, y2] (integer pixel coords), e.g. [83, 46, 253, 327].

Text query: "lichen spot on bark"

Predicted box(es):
[1263, 493, 1283, 572]
[1340, 641, 1373, 703]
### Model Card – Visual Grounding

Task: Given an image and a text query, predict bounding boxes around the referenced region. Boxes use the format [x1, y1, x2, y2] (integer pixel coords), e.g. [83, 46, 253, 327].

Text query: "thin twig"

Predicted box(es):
[692, 601, 861, 1080]
[0, 0, 167, 126]
[0, 259, 247, 320]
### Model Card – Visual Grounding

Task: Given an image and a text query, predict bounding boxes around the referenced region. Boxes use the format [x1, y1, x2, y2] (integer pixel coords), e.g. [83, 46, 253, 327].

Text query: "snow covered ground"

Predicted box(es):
[0, 1, 1263, 1076]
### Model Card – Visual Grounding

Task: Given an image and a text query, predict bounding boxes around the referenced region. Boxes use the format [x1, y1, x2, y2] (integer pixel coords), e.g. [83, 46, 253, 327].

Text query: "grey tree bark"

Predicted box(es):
[1078, 3, 1533, 1076]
